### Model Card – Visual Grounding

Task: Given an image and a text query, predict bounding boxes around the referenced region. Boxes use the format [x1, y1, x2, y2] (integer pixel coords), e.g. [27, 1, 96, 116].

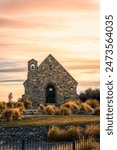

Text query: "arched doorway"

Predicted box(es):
[46, 84, 56, 103]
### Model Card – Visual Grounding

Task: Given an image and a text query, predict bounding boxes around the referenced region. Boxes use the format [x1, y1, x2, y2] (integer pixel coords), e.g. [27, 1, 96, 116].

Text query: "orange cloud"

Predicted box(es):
[0, 0, 99, 15]
[0, 0, 99, 101]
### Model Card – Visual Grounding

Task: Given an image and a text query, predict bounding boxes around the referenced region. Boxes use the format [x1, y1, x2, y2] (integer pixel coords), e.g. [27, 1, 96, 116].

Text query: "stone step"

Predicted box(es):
[24, 109, 39, 115]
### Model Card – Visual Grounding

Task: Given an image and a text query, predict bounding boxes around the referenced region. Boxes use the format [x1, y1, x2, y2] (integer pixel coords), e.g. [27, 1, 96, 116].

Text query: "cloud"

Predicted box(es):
[66, 64, 99, 70]
[79, 81, 99, 86]
[0, 17, 26, 28]
[0, 68, 25, 73]
[0, 79, 24, 83]
[0, 0, 99, 15]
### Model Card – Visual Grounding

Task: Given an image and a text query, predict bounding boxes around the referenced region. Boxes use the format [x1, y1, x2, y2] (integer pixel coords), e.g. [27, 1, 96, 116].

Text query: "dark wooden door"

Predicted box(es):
[46, 85, 56, 103]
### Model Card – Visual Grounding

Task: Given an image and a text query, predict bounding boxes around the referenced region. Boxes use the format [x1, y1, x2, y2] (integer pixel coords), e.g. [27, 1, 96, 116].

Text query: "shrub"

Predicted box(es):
[81, 103, 93, 113]
[46, 105, 55, 115]
[60, 106, 72, 116]
[1, 108, 23, 122]
[94, 107, 100, 115]
[23, 99, 32, 109]
[85, 99, 99, 109]
[79, 88, 100, 102]
[62, 101, 81, 112]
[6, 102, 13, 109]
[48, 126, 82, 142]
[48, 126, 65, 142]
[66, 126, 81, 141]
[0, 102, 6, 114]
[77, 138, 98, 150]
[39, 104, 46, 111]
[75, 99, 82, 106]
[13, 102, 25, 114]
[85, 124, 100, 139]
[55, 108, 61, 115]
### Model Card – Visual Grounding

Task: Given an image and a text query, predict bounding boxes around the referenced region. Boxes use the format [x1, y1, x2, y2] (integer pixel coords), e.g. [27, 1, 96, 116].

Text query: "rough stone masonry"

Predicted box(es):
[23, 54, 78, 106]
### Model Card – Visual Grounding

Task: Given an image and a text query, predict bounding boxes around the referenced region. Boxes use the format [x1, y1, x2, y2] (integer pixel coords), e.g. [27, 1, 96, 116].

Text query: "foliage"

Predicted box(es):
[0, 102, 7, 114]
[1, 108, 23, 122]
[77, 138, 99, 150]
[48, 125, 81, 142]
[60, 106, 72, 116]
[23, 99, 32, 108]
[93, 107, 100, 115]
[79, 88, 100, 102]
[85, 99, 99, 109]
[46, 105, 55, 115]
[81, 103, 93, 113]
[6, 102, 13, 109]
[85, 124, 100, 139]
[48, 125, 100, 142]
[39, 104, 46, 111]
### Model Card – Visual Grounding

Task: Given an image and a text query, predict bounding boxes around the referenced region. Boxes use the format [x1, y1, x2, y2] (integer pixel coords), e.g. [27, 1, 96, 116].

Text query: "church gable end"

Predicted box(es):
[23, 54, 78, 106]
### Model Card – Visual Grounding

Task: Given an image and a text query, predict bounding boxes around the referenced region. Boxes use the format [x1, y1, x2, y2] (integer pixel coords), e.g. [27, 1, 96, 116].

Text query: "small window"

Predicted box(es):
[30, 64, 35, 70]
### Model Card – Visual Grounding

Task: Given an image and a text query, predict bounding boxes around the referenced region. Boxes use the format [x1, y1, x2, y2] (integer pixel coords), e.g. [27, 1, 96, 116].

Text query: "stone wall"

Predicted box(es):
[0, 126, 48, 140]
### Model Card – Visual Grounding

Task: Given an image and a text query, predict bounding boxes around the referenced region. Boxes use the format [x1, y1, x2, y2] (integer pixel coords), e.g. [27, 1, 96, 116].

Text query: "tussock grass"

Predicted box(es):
[77, 138, 99, 150]
[0, 102, 7, 114]
[62, 101, 81, 111]
[60, 106, 72, 116]
[24, 99, 32, 108]
[48, 125, 100, 142]
[81, 103, 93, 113]
[94, 107, 100, 115]
[46, 105, 55, 115]
[85, 124, 100, 139]
[85, 99, 99, 109]
[48, 125, 81, 142]
[39, 104, 46, 111]
[6, 102, 13, 109]
[1, 108, 23, 122]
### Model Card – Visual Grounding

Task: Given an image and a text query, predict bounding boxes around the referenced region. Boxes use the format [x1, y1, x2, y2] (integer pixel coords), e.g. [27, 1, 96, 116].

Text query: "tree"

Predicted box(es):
[79, 88, 100, 102]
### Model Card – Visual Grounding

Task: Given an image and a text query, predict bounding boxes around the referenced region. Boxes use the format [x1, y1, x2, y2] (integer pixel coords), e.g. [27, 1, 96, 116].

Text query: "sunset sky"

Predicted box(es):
[0, 0, 99, 102]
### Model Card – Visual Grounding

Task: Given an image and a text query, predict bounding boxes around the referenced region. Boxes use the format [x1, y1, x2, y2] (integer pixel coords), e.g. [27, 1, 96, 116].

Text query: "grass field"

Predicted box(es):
[0, 115, 99, 127]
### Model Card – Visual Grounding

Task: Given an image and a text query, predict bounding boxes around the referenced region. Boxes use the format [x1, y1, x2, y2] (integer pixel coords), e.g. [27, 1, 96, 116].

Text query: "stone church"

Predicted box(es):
[23, 54, 78, 106]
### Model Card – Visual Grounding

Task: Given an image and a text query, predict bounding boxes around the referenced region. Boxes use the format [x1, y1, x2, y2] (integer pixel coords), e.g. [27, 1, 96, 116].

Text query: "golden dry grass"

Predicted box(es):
[62, 101, 81, 111]
[48, 125, 100, 142]
[81, 103, 93, 113]
[39, 104, 46, 111]
[48, 125, 81, 141]
[46, 105, 56, 115]
[1, 108, 23, 122]
[60, 107, 72, 116]
[85, 124, 100, 139]
[85, 99, 99, 109]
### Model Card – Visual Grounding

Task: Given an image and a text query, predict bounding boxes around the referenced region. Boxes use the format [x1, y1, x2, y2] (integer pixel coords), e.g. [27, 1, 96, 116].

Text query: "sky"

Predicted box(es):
[0, 0, 99, 102]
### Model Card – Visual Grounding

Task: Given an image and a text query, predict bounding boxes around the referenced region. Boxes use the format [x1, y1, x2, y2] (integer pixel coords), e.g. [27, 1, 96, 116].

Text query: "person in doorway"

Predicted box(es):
[8, 92, 13, 103]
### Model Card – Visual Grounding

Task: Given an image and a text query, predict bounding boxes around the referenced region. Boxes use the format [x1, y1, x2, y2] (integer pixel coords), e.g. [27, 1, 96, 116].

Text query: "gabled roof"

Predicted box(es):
[38, 54, 78, 84]
[28, 59, 37, 62]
